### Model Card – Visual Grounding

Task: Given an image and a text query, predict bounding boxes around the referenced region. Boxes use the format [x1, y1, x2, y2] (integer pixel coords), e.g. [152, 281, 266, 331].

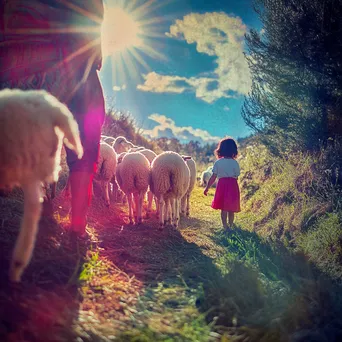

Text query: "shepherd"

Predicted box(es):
[0, 0, 106, 238]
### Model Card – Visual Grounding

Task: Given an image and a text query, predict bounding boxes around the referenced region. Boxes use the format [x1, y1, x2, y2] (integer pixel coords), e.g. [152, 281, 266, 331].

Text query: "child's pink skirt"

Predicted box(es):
[211, 177, 241, 212]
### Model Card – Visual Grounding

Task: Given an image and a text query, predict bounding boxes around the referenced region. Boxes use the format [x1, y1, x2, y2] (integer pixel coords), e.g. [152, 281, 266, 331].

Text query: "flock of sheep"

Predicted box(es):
[91, 135, 197, 228]
[0, 89, 203, 283]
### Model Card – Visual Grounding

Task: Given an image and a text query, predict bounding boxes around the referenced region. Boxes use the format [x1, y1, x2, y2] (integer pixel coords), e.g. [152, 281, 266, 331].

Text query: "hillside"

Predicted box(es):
[237, 137, 342, 281]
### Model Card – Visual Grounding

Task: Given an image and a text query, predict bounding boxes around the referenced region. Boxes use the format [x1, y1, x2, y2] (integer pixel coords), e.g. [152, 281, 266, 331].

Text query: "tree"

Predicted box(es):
[243, 0, 342, 153]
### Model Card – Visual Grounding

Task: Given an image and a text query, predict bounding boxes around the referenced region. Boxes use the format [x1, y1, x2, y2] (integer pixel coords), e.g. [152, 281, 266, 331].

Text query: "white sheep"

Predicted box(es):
[93, 142, 117, 206]
[150, 152, 190, 229]
[101, 135, 116, 145]
[113, 136, 136, 154]
[128, 146, 145, 152]
[0, 88, 83, 282]
[130, 148, 157, 217]
[200, 166, 214, 187]
[181, 156, 197, 217]
[114, 152, 127, 204]
[116, 152, 150, 224]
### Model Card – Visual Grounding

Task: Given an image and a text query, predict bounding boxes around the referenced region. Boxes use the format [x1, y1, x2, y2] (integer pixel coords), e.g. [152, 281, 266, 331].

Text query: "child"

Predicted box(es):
[204, 137, 240, 229]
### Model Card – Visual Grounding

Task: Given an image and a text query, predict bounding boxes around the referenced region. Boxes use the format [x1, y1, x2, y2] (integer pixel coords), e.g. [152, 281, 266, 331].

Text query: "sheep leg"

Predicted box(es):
[127, 193, 134, 224]
[168, 201, 173, 224]
[155, 197, 159, 218]
[9, 181, 42, 282]
[102, 181, 110, 207]
[174, 198, 180, 228]
[133, 192, 139, 224]
[180, 196, 186, 215]
[159, 195, 165, 229]
[171, 198, 176, 227]
[137, 191, 144, 224]
[186, 193, 190, 217]
[146, 190, 153, 218]
[165, 198, 171, 225]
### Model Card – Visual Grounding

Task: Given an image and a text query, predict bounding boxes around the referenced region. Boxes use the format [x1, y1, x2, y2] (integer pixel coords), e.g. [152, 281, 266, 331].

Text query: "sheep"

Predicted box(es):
[114, 152, 127, 204]
[101, 135, 116, 145]
[129, 148, 158, 217]
[0, 88, 83, 282]
[180, 156, 197, 217]
[116, 152, 150, 224]
[129, 146, 145, 152]
[93, 142, 117, 207]
[150, 152, 190, 229]
[200, 166, 214, 187]
[113, 136, 136, 154]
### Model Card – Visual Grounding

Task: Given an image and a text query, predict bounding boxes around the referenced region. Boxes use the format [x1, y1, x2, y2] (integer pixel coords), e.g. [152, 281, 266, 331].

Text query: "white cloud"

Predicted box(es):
[113, 84, 127, 91]
[143, 113, 220, 145]
[137, 12, 252, 103]
[137, 72, 190, 94]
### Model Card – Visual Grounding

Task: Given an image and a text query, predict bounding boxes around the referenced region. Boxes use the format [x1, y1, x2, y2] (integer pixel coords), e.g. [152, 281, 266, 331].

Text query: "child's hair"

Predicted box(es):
[215, 137, 238, 159]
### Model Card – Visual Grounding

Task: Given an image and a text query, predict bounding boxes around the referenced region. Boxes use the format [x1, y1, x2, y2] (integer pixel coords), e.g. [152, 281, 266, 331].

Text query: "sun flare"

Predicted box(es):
[100, 0, 170, 88]
[101, 7, 143, 55]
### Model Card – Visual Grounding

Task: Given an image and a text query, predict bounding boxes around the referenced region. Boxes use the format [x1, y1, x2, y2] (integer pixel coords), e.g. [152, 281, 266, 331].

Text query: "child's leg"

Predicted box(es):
[228, 212, 235, 227]
[221, 210, 228, 229]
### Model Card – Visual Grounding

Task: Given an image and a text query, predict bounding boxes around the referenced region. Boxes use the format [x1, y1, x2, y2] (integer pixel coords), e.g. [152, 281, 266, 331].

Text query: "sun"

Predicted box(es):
[101, 7, 143, 55]
[100, 0, 171, 88]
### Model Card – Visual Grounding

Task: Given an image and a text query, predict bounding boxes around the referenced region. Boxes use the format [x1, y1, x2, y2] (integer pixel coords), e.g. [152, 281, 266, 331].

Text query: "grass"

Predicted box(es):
[297, 213, 342, 279]
[0, 165, 342, 341]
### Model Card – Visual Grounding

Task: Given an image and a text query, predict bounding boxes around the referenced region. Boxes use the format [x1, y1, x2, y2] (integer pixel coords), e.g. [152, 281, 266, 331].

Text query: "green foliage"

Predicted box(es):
[297, 213, 342, 279]
[79, 251, 102, 282]
[237, 140, 342, 280]
[243, 0, 342, 153]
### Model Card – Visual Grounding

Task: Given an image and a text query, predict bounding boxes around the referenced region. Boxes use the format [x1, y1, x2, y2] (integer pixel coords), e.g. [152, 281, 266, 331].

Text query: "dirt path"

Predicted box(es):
[0, 186, 341, 341]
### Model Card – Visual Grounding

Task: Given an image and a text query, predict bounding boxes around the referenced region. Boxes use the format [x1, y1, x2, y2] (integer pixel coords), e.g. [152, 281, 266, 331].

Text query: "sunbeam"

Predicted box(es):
[101, 0, 172, 88]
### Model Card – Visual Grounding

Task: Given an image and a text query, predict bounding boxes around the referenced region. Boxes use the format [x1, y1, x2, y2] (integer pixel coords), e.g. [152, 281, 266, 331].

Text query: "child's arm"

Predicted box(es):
[204, 174, 217, 196]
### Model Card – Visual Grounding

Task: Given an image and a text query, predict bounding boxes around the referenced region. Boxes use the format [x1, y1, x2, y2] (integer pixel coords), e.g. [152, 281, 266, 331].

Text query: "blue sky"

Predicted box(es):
[99, 0, 262, 145]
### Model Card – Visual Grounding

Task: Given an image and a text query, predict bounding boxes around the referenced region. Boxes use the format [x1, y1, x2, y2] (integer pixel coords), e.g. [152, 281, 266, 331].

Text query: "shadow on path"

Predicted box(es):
[0, 196, 87, 342]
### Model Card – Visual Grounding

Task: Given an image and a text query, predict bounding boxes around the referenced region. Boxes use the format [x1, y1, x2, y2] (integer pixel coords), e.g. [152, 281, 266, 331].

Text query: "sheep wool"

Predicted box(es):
[138, 149, 157, 216]
[94, 142, 117, 206]
[116, 152, 150, 224]
[181, 157, 197, 216]
[0, 88, 83, 282]
[200, 166, 214, 187]
[151, 151, 190, 228]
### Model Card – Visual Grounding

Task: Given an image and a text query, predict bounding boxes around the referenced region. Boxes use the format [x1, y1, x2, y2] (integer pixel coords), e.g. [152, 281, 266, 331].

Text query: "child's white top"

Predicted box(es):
[212, 158, 240, 179]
